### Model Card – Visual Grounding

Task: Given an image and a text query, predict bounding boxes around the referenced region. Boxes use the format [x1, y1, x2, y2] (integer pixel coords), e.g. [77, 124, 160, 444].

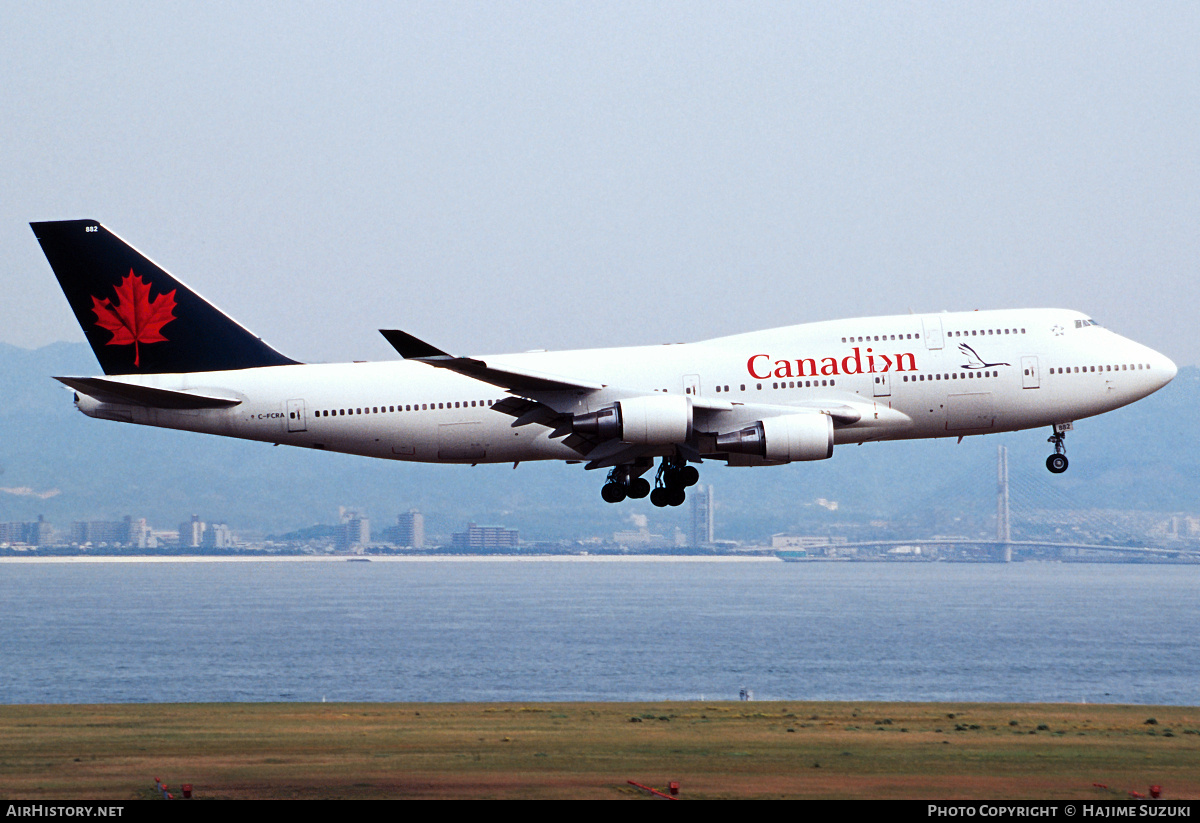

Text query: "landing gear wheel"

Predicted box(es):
[667, 487, 687, 507]
[601, 482, 627, 503]
[656, 457, 699, 490]
[1045, 426, 1069, 474]
[650, 487, 671, 508]
[627, 478, 651, 499]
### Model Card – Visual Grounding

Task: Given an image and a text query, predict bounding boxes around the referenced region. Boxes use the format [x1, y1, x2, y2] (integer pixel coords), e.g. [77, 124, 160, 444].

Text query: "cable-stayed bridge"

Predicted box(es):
[786, 446, 1200, 563]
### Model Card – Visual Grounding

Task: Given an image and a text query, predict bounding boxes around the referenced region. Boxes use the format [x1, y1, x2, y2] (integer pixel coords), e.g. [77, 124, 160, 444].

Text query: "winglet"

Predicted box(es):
[379, 329, 452, 359]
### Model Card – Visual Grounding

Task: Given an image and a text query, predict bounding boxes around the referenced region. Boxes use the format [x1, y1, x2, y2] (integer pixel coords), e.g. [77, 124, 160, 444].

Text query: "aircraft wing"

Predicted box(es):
[384, 329, 702, 465]
[381, 330, 868, 424]
[380, 329, 901, 467]
[380, 329, 604, 394]
[55, 376, 242, 409]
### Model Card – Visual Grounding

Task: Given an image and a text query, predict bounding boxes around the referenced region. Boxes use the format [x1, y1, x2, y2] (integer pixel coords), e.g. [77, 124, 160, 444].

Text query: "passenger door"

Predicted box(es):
[922, 316, 945, 350]
[1021, 356, 1040, 389]
[872, 372, 891, 397]
[286, 399, 307, 432]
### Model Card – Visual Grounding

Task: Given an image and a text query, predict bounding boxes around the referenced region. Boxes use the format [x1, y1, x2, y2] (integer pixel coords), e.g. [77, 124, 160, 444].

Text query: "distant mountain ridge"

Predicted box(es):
[1, 343, 1195, 541]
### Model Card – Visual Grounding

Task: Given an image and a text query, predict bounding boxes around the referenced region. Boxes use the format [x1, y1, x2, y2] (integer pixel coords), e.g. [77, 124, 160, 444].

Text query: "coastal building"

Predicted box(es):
[179, 515, 206, 548]
[72, 515, 149, 547]
[451, 523, 518, 552]
[336, 508, 370, 552]
[0, 516, 53, 546]
[201, 523, 234, 549]
[383, 509, 425, 548]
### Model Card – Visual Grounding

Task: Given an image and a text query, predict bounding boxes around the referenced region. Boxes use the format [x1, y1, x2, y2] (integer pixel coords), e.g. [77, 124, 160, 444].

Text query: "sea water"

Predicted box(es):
[0, 558, 1195, 705]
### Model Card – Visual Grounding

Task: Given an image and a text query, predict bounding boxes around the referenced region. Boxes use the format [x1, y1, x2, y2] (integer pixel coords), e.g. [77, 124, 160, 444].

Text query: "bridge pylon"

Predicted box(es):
[997, 445, 1012, 562]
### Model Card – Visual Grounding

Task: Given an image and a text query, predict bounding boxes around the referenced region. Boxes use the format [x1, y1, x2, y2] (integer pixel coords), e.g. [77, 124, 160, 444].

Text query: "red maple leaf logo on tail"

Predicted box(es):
[91, 270, 177, 368]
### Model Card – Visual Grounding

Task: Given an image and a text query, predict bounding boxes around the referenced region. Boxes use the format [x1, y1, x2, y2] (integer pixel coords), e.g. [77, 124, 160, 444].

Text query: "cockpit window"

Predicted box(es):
[1074, 318, 1101, 328]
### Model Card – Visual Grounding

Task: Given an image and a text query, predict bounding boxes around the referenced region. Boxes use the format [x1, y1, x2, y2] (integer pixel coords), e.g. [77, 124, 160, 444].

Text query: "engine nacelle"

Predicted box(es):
[573, 394, 692, 445]
[715, 413, 834, 463]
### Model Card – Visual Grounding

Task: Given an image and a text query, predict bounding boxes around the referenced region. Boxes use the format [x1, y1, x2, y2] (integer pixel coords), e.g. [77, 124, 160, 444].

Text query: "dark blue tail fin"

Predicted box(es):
[31, 220, 298, 375]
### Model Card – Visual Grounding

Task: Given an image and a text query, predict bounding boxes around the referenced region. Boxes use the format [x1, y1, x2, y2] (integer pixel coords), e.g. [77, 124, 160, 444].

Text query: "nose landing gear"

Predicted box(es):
[1046, 426, 1069, 474]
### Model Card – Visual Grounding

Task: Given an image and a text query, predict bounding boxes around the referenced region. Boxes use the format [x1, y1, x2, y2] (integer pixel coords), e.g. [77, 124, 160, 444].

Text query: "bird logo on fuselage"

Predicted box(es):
[958, 343, 1010, 370]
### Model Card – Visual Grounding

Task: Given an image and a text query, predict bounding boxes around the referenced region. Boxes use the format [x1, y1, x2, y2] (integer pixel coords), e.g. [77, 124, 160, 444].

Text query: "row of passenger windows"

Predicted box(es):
[314, 399, 500, 418]
[903, 371, 998, 382]
[947, 328, 1025, 337]
[714, 380, 837, 393]
[838, 328, 1026, 344]
[841, 334, 918, 343]
[307, 359, 1154, 418]
[1052, 363, 1150, 374]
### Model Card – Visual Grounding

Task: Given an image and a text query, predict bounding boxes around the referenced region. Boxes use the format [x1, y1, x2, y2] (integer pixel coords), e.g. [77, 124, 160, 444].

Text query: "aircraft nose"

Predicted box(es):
[1160, 354, 1178, 386]
[1144, 347, 1177, 390]
[1125, 339, 1177, 395]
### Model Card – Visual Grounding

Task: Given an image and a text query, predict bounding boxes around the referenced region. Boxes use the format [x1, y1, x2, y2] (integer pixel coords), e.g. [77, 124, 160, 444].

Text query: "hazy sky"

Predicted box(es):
[5, 2, 1198, 366]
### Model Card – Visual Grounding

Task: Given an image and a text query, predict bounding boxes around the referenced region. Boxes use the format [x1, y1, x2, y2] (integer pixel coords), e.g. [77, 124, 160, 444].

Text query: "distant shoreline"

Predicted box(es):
[0, 553, 783, 564]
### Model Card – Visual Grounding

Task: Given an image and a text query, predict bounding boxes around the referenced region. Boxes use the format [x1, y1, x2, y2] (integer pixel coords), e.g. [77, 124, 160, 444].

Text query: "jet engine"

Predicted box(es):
[572, 395, 692, 445]
[715, 413, 834, 463]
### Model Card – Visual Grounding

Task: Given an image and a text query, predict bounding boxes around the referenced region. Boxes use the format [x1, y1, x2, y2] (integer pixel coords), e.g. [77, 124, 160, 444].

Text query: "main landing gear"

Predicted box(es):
[649, 457, 699, 508]
[1046, 426, 1069, 474]
[599, 457, 699, 505]
[600, 466, 651, 503]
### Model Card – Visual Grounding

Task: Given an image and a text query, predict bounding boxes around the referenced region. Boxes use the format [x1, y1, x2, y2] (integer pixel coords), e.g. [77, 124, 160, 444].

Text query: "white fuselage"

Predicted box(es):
[73, 308, 1177, 466]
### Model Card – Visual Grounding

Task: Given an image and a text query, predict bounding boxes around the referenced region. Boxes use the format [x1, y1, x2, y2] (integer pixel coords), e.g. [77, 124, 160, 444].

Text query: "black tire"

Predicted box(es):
[667, 487, 687, 507]
[1046, 454, 1069, 474]
[601, 482, 627, 503]
[627, 478, 651, 499]
[650, 487, 670, 508]
[679, 466, 700, 487]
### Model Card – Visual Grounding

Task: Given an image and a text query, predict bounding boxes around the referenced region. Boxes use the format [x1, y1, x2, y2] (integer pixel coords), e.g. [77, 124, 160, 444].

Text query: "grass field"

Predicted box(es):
[1, 702, 1198, 800]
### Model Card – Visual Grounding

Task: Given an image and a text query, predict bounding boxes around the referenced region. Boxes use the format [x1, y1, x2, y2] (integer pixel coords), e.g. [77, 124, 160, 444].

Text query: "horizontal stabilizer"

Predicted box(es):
[55, 376, 242, 409]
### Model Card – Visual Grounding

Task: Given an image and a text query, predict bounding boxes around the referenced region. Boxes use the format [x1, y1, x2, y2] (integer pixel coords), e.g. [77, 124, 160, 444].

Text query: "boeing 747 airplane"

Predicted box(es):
[32, 220, 1177, 507]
